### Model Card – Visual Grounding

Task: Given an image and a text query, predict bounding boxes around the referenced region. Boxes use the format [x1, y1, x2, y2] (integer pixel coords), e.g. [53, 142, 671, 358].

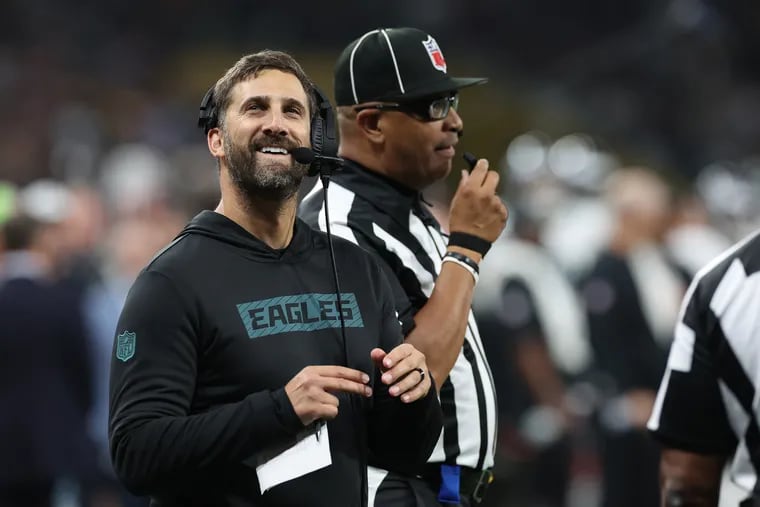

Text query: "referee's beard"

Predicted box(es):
[223, 130, 308, 203]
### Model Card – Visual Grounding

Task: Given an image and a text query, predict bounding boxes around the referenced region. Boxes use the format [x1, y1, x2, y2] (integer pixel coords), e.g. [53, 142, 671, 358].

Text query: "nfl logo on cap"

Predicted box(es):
[421, 35, 447, 73]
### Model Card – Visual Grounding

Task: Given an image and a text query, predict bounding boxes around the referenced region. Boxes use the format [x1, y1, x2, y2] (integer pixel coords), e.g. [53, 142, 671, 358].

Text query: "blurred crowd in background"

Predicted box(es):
[2, 0, 760, 506]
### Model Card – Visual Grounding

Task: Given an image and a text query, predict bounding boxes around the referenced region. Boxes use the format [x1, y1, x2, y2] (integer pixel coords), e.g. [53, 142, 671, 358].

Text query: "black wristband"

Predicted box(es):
[443, 251, 480, 274]
[448, 232, 491, 256]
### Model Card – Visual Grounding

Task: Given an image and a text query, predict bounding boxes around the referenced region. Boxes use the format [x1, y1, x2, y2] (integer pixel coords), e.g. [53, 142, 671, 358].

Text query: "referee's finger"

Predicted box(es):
[481, 170, 500, 193]
[467, 159, 489, 186]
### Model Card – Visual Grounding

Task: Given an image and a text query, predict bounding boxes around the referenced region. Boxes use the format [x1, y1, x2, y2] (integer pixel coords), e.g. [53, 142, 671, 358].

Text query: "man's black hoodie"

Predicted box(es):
[109, 211, 443, 506]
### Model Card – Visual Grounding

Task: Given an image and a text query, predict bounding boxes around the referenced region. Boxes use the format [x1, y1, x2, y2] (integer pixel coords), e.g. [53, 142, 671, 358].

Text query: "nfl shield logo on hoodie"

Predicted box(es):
[421, 36, 447, 73]
[116, 331, 136, 362]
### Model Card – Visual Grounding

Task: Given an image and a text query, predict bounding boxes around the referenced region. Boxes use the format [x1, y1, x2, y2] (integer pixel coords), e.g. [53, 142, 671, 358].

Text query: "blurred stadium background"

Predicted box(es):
[1, 1, 759, 506]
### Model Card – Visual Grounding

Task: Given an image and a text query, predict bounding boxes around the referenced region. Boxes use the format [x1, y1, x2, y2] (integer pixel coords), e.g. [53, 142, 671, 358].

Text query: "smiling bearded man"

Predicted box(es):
[222, 128, 308, 203]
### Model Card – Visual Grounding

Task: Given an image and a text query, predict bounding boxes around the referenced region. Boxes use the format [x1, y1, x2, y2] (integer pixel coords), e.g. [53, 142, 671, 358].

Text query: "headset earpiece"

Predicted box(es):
[308, 85, 339, 177]
[198, 86, 218, 134]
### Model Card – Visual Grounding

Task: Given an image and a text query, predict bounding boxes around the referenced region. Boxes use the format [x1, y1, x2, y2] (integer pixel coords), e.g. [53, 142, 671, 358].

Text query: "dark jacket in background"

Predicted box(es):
[0, 259, 95, 488]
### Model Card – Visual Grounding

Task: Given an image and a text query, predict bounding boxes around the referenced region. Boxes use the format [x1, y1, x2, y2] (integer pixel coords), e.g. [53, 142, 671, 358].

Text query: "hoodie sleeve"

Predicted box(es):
[366, 260, 443, 474]
[109, 269, 303, 495]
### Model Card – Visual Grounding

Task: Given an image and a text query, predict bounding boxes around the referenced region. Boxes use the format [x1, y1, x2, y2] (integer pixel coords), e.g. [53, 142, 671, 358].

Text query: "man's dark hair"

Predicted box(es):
[213, 50, 317, 131]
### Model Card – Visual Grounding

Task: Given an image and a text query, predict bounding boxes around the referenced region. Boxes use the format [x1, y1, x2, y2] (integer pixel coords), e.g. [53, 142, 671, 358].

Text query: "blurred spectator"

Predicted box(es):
[56, 185, 109, 300]
[84, 216, 178, 507]
[695, 162, 760, 243]
[474, 209, 594, 507]
[665, 190, 733, 279]
[540, 193, 613, 283]
[579, 167, 687, 507]
[80, 150, 184, 506]
[508, 132, 616, 282]
[0, 212, 95, 507]
[15, 179, 74, 273]
[98, 143, 171, 219]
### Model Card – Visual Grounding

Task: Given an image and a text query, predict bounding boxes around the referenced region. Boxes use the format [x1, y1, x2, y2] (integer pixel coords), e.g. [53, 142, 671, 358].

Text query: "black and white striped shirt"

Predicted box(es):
[299, 161, 497, 471]
[648, 228, 760, 495]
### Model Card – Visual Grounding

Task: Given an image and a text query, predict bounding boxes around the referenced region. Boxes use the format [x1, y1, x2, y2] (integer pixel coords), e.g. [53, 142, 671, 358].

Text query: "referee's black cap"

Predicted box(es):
[334, 27, 487, 106]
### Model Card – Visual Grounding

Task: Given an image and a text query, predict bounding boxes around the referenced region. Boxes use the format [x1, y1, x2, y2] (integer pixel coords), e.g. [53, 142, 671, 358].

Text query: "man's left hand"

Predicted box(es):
[371, 344, 432, 403]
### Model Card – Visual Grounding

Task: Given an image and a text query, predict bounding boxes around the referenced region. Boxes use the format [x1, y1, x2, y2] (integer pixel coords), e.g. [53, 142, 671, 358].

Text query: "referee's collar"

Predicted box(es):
[335, 159, 438, 227]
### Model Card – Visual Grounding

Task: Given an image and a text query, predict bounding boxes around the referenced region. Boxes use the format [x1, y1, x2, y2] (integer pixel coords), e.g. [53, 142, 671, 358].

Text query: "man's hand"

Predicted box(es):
[285, 366, 373, 426]
[448, 158, 508, 261]
[371, 344, 432, 403]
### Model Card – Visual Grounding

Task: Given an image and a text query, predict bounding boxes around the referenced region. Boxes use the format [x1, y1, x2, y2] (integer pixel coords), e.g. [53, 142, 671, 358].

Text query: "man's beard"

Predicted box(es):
[223, 131, 309, 204]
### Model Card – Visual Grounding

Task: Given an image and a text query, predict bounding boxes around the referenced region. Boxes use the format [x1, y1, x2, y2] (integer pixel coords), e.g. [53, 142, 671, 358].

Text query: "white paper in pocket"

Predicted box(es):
[256, 423, 332, 493]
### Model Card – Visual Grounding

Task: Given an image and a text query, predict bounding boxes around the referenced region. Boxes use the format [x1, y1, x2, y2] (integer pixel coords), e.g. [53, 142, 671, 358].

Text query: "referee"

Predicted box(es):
[648, 228, 760, 506]
[300, 27, 507, 506]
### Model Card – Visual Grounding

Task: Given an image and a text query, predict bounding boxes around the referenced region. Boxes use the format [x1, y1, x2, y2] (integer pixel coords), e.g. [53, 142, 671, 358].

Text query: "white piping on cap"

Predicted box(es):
[380, 29, 405, 96]
[349, 29, 380, 104]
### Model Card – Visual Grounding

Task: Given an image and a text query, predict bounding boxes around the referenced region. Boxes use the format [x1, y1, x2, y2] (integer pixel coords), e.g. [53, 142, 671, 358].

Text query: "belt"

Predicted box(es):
[740, 496, 760, 507]
[421, 464, 494, 504]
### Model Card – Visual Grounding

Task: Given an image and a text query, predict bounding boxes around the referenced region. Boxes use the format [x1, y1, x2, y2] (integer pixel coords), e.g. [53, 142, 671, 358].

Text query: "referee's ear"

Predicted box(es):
[355, 109, 384, 144]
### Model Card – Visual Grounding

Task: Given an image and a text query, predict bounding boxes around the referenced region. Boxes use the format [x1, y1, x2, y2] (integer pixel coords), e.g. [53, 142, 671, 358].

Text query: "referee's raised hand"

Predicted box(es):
[448, 158, 508, 260]
[285, 366, 373, 426]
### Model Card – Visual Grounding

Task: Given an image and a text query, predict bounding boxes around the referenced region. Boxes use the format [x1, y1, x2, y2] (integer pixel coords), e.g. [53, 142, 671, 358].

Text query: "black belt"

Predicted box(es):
[740, 496, 760, 507]
[420, 464, 494, 504]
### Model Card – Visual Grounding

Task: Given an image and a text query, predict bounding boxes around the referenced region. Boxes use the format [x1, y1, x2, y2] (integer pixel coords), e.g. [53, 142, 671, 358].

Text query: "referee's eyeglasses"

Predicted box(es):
[354, 93, 459, 122]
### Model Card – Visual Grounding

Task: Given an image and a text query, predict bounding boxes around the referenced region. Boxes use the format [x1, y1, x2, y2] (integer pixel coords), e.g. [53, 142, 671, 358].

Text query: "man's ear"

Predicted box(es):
[208, 128, 224, 158]
[356, 110, 384, 144]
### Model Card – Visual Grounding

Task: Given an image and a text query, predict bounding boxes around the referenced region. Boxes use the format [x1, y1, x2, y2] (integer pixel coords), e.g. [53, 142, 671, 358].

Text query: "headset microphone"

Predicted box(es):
[291, 147, 345, 173]
[290, 147, 316, 165]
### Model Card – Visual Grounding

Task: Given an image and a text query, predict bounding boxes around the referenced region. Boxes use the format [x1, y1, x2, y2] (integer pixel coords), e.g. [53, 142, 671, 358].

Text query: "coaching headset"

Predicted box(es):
[197, 81, 340, 177]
